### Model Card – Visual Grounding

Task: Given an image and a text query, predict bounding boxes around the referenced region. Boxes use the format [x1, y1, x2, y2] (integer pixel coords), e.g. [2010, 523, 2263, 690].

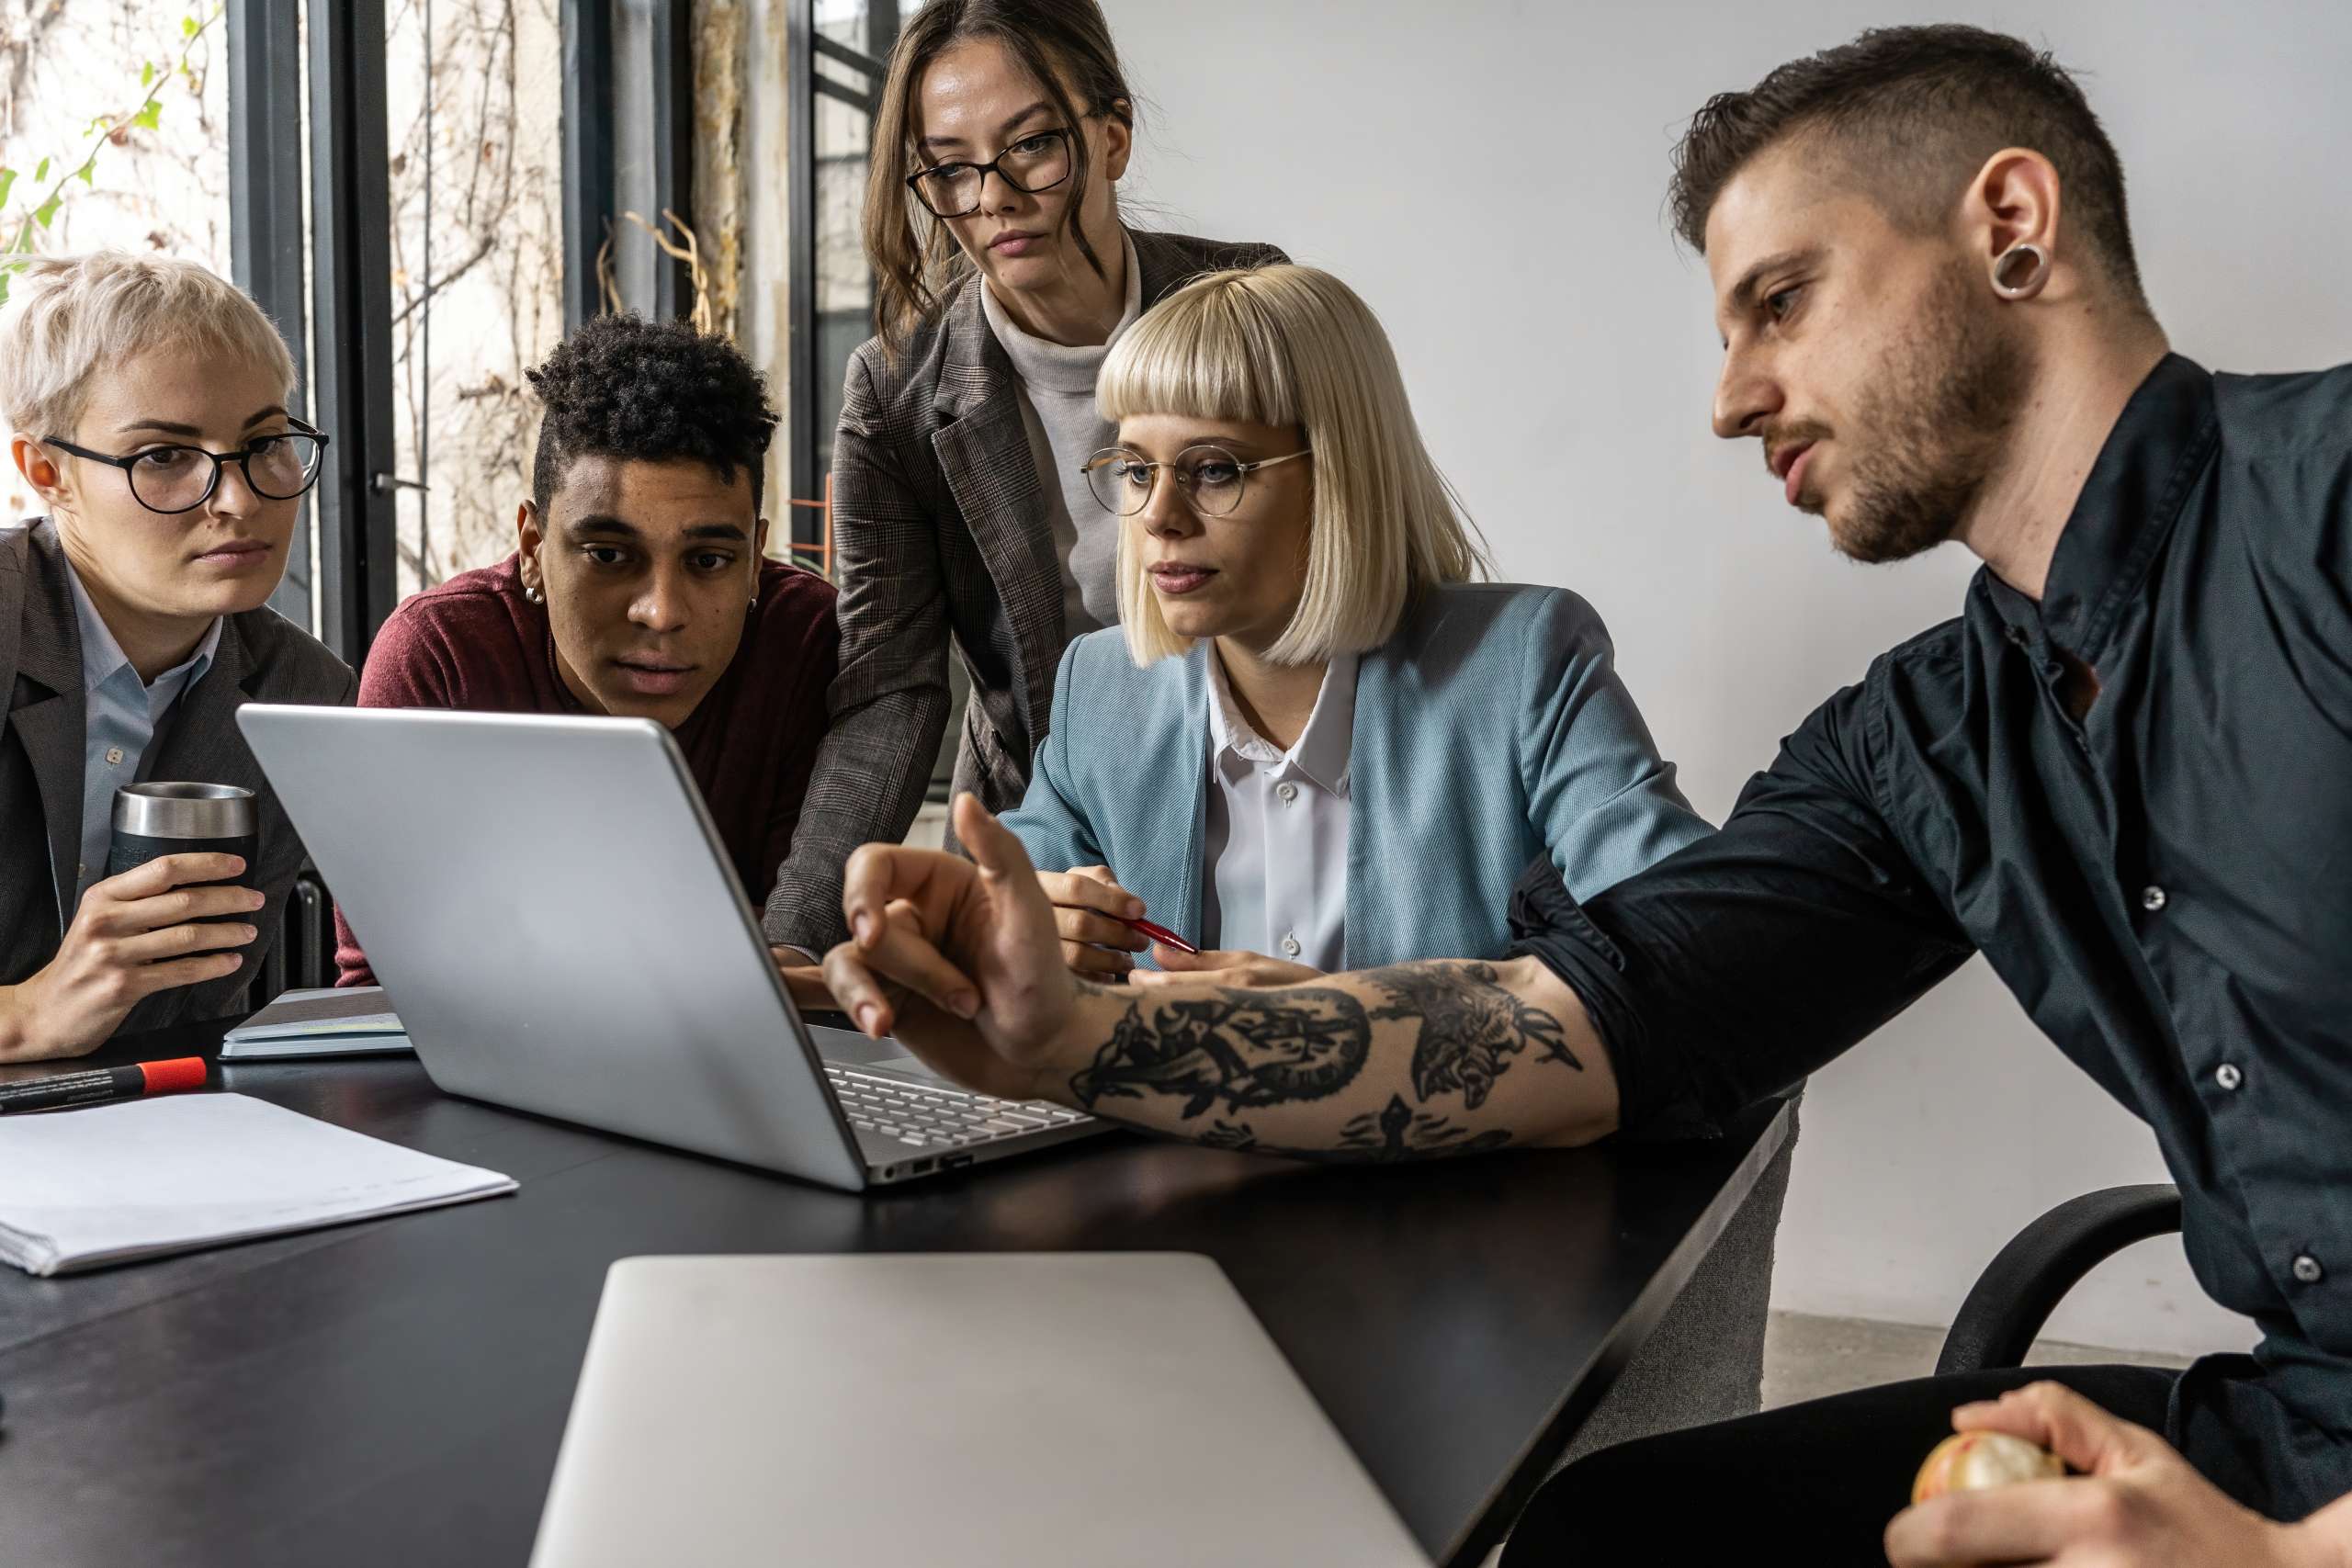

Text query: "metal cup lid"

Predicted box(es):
[112, 782, 257, 840]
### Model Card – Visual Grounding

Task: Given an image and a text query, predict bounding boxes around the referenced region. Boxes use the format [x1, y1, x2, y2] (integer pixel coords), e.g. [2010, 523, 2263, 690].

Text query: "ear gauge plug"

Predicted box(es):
[1992, 243, 2050, 299]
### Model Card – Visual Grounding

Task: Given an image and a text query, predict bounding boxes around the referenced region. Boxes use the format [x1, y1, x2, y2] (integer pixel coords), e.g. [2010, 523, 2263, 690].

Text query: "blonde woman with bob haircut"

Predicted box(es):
[1003, 264, 1711, 985]
[0, 252, 353, 1061]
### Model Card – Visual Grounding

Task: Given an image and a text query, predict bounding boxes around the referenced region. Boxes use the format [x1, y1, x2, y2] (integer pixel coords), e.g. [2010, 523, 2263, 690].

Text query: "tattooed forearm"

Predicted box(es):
[1368, 960, 1582, 1109]
[1058, 960, 1598, 1159]
[1198, 1096, 1515, 1165]
[1070, 986, 1370, 1117]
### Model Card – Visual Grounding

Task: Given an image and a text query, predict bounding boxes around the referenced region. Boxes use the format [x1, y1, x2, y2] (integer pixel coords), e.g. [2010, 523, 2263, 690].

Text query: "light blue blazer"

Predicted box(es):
[1001, 582, 1713, 969]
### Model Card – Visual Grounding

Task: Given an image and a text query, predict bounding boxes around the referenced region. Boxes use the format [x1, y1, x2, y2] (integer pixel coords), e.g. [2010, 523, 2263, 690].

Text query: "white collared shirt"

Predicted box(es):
[1200, 648, 1359, 972]
[64, 558, 222, 906]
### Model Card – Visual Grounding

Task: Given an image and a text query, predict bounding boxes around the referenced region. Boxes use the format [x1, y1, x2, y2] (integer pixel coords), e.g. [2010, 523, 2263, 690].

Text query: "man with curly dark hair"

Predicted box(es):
[334, 314, 838, 986]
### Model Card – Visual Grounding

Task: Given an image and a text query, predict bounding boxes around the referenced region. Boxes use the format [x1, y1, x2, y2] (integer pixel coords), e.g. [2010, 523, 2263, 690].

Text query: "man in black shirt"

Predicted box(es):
[816, 23, 2352, 1566]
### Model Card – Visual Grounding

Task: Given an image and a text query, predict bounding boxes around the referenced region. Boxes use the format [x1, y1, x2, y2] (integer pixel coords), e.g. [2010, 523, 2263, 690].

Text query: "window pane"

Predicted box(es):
[382, 0, 566, 595]
[812, 0, 895, 479]
[0, 4, 232, 523]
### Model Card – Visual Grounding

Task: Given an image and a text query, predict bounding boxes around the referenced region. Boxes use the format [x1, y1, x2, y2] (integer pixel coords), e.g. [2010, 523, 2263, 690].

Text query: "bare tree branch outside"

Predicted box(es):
[384, 0, 564, 594]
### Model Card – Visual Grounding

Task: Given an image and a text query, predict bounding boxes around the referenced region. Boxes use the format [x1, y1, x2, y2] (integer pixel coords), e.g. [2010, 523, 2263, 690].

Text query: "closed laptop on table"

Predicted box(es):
[530, 1253, 1431, 1568]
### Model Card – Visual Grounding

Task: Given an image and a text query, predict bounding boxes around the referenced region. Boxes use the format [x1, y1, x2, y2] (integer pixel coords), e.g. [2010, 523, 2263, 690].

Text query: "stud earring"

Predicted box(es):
[523, 581, 544, 604]
[1992, 243, 2049, 299]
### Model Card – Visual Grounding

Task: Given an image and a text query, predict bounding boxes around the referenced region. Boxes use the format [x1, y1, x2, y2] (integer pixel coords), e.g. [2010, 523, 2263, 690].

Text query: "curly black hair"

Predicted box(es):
[525, 312, 779, 513]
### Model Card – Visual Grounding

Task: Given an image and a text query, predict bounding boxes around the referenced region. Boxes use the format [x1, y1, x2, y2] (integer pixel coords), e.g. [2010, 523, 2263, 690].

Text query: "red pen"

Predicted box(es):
[1114, 914, 1199, 955]
[0, 1056, 209, 1115]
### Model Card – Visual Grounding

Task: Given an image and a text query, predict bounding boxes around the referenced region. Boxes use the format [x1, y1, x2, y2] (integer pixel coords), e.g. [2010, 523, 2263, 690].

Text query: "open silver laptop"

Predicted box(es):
[237, 705, 1102, 1190]
[530, 1254, 1431, 1567]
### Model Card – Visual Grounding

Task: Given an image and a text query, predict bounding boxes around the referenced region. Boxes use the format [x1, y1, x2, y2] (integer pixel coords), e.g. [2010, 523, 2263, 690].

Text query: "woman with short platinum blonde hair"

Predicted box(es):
[0, 251, 353, 1063]
[1103, 263, 1483, 669]
[1003, 263, 1711, 990]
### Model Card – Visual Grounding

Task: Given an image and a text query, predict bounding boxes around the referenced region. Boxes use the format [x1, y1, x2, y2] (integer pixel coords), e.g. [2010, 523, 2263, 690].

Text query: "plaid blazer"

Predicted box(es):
[0, 519, 355, 1035]
[764, 228, 1285, 953]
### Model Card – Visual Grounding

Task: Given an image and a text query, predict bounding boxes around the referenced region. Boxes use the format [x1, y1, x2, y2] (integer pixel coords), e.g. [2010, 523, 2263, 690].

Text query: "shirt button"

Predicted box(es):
[2140, 885, 2167, 912]
[2214, 1063, 2244, 1091]
[1280, 933, 1302, 958]
[105, 746, 125, 765]
[2294, 1254, 2325, 1285]
[1276, 783, 1299, 805]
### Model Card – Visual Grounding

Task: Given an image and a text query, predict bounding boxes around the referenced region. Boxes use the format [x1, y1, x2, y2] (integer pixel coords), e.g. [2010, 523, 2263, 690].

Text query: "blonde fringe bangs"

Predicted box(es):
[1102, 265, 1487, 670]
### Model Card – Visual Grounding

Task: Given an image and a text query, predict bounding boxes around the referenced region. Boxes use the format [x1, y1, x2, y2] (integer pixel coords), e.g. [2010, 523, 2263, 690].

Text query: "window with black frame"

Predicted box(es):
[0, 7, 239, 541]
[812, 2, 900, 480]
[220, 0, 699, 666]
[379, 0, 569, 601]
[76, 1, 882, 669]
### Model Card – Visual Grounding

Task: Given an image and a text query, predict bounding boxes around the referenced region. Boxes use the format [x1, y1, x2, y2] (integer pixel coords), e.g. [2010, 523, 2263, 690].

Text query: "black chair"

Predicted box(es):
[1935, 1184, 2185, 1375]
[256, 868, 337, 998]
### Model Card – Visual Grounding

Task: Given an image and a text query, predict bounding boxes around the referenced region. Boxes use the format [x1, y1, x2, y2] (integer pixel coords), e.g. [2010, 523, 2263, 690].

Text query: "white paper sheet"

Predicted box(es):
[0, 1091, 516, 1276]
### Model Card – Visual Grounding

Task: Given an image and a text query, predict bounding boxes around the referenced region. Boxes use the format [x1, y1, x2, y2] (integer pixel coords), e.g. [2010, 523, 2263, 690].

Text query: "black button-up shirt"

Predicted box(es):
[1512, 354, 2352, 1517]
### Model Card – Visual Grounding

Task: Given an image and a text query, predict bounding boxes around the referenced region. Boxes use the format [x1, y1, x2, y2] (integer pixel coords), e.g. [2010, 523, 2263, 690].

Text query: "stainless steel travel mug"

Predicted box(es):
[107, 784, 260, 913]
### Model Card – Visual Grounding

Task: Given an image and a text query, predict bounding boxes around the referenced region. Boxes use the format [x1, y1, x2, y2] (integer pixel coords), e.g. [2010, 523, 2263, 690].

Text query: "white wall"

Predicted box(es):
[1099, 0, 2352, 1355]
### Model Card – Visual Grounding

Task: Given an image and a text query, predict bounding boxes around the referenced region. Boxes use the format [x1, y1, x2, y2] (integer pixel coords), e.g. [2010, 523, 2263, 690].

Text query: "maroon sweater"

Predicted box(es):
[334, 553, 838, 986]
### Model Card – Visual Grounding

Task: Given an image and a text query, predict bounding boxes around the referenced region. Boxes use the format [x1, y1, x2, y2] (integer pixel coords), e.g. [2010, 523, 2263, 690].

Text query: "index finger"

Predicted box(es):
[949, 794, 1064, 953]
[1040, 869, 1144, 919]
[841, 842, 968, 950]
[822, 941, 903, 1039]
[854, 902, 981, 1021]
[96, 852, 248, 898]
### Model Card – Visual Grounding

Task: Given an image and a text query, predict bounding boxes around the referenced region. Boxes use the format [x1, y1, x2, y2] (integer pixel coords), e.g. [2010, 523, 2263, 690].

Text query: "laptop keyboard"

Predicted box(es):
[824, 1066, 1091, 1150]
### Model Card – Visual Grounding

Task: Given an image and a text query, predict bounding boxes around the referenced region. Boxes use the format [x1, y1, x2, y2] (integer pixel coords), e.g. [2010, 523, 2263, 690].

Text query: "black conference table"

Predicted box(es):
[0, 1020, 1792, 1568]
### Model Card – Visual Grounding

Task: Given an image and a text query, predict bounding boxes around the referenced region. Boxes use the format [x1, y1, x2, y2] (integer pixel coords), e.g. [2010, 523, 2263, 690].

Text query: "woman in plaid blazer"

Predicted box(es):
[763, 0, 1283, 960]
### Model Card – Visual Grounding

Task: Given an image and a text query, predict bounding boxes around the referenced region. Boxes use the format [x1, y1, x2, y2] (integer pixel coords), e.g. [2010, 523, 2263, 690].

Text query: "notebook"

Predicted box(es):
[530, 1254, 1431, 1567]
[221, 986, 412, 1060]
[0, 1092, 516, 1276]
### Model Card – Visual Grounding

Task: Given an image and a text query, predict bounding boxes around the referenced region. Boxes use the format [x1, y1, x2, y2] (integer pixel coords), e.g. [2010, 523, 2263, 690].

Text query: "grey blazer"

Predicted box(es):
[763, 228, 1288, 953]
[0, 520, 356, 1035]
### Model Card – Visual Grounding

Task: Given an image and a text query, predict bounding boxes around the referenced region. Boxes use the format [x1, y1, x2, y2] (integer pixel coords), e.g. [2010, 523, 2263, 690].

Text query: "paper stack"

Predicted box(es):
[0, 1092, 516, 1276]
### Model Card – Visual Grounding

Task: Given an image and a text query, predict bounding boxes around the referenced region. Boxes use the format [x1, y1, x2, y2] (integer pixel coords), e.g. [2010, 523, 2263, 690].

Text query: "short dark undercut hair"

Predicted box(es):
[1668, 24, 2149, 313]
[526, 313, 779, 514]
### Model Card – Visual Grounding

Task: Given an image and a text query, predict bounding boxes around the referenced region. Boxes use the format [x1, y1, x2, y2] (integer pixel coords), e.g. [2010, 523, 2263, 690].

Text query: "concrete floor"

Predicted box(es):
[1763, 1310, 2192, 1408]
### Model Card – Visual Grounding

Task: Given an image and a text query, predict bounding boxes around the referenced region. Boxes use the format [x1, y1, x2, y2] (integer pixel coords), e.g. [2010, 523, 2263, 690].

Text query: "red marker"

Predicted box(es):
[1114, 914, 1199, 956]
[0, 1056, 209, 1115]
